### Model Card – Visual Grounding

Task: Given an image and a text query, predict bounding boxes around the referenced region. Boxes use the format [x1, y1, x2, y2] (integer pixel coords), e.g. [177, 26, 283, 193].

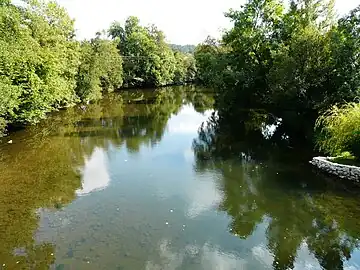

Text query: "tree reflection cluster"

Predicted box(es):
[0, 86, 214, 268]
[193, 109, 360, 270]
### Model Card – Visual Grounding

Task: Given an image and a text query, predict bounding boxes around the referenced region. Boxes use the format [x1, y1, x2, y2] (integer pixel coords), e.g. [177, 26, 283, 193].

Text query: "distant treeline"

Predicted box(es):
[0, 1, 196, 136]
[169, 44, 196, 54]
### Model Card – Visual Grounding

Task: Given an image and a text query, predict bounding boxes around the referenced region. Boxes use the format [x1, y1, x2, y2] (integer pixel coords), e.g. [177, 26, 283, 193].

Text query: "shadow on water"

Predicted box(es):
[192, 108, 360, 270]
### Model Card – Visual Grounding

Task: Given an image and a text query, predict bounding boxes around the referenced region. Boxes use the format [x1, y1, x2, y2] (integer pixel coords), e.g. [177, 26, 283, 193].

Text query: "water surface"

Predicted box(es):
[1, 86, 360, 270]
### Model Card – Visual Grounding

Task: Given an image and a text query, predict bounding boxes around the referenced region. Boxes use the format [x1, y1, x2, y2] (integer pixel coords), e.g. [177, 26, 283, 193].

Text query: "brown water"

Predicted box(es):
[0, 86, 360, 270]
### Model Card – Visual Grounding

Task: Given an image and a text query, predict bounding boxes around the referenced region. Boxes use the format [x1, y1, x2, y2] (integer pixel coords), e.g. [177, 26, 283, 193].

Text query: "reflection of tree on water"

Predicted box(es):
[57, 85, 214, 155]
[0, 128, 81, 268]
[0, 86, 214, 268]
[193, 110, 360, 270]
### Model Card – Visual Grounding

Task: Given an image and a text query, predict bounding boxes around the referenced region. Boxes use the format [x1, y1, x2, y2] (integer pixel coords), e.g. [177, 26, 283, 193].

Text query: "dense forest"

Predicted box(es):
[0, 0, 195, 137]
[194, 0, 360, 160]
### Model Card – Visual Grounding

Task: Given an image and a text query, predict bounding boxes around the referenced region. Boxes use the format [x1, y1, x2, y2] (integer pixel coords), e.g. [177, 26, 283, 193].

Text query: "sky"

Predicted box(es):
[58, 0, 360, 45]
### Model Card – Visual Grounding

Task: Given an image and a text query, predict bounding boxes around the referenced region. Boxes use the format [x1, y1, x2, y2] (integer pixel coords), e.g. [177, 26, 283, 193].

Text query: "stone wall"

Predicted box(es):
[310, 157, 360, 182]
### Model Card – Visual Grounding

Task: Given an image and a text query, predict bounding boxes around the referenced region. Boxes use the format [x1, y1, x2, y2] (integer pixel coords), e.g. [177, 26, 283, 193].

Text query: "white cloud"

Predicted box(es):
[57, 0, 359, 44]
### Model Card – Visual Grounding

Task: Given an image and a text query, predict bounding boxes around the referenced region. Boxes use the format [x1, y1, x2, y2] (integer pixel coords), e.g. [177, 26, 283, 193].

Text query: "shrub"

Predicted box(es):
[315, 102, 360, 158]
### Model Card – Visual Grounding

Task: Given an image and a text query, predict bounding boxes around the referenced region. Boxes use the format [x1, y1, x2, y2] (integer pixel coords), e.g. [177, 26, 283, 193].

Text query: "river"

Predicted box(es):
[0, 86, 360, 269]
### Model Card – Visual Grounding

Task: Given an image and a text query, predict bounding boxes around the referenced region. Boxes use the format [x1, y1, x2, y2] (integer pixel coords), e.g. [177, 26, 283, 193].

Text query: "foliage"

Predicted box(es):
[0, 0, 80, 128]
[315, 102, 360, 158]
[173, 51, 197, 84]
[194, 36, 230, 87]
[108, 17, 195, 88]
[75, 34, 123, 102]
[194, 0, 360, 153]
[0, 3, 192, 136]
[331, 152, 360, 166]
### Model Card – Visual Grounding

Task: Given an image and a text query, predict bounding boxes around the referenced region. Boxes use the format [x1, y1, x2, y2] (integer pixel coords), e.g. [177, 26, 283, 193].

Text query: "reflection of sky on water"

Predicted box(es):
[76, 147, 110, 196]
[166, 105, 213, 135]
[132, 105, 222, 219]
[252, 242, 360, 270]
[185, 174, 223, 219]
[146, 239, 247, 270]
[34, 104, 360, 270]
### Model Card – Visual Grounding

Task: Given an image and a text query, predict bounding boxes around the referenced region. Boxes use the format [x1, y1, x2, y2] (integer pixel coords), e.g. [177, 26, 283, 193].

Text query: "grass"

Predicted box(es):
[331, 152, 360, 167]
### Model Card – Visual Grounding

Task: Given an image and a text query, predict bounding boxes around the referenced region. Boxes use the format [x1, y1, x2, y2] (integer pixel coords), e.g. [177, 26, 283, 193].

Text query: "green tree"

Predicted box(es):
[109, 16, 194, 88]
[195, 0, 360, 151]
[0, 0, 80, 133]
[75, 33, 123, 102]
[109, 17, 164, 87]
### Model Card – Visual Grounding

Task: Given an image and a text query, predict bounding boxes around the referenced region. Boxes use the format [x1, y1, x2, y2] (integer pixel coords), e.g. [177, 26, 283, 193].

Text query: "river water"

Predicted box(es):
[0, 86, 360, 270]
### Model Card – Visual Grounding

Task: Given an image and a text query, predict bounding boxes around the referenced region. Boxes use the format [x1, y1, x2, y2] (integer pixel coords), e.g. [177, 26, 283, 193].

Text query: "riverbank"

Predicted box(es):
[0, 2, 196, 140]
[0, 83, 197, 139]
[310, 156, 360, 182]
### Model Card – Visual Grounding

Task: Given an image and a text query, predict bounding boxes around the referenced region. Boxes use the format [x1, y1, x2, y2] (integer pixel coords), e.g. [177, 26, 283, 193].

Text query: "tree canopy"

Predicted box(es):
[108, 17, 196, 88]
[0, 1, 196, 137]
[194, 0, 360, 156]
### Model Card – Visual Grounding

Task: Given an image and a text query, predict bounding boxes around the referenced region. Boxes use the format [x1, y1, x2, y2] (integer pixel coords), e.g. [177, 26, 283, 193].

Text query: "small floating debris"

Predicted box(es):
[165, 222, 169, 225]
[51, 253, 54, 256]
[182, 224, 186, 228]
[170, 209, 174, 213]
[116, 208, 120, 211]
[2, 264, 5, 267]
[124, 159, 128, 162]
[7, 140, 12, 144]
